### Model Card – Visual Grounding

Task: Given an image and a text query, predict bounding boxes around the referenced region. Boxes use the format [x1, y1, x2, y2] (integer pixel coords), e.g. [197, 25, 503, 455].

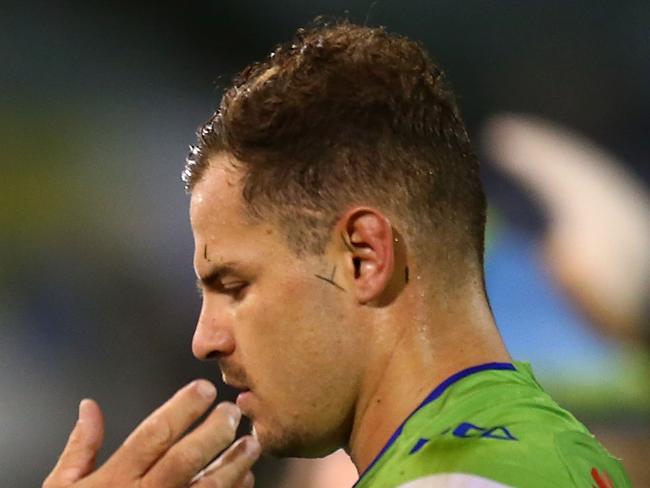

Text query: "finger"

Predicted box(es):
[194, 471, 254, 488]
[192, 436, 260, 488]
[105, 379, 217, 477]
[145, 402, 241, 487]
[43, 399, 105, 488]
[233, 471, 255, 488]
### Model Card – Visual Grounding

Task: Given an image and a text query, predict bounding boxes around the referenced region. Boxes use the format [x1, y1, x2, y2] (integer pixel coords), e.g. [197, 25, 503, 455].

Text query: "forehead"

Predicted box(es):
[190, 155, 289, 273]
[190, 155, 247, 234]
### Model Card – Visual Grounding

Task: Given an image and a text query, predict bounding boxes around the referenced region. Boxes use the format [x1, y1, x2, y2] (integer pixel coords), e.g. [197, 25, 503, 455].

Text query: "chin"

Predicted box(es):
[252, 421, 340, 459]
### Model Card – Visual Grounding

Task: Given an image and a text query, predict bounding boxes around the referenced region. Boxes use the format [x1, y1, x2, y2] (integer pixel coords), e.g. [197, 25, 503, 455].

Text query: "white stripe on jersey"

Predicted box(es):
[396, 473, 512, 487]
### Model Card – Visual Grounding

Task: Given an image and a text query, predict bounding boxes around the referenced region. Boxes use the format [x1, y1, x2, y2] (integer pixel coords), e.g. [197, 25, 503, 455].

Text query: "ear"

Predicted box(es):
[338, 208, 396, 305]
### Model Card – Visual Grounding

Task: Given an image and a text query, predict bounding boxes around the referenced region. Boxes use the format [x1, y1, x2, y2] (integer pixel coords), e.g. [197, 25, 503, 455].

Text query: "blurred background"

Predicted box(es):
[1, 1, 648, 486]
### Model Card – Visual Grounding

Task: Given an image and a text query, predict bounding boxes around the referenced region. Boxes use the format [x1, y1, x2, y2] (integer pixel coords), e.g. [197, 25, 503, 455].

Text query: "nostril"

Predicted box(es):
[205, 350, 220, 360]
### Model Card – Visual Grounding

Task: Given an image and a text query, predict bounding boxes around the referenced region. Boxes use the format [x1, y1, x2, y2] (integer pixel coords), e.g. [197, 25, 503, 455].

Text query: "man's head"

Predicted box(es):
[187, 21, 487, 457]
[184, 20, 485, 267]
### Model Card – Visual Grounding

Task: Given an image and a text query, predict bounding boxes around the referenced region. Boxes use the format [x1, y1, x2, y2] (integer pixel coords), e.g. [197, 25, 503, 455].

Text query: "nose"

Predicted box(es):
[192, 303, 236, 360]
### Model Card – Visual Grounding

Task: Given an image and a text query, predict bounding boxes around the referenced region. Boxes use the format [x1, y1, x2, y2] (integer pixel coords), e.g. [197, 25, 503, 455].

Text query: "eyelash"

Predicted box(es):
[220, 283, 248, 299]
[196, 282, 248, 300]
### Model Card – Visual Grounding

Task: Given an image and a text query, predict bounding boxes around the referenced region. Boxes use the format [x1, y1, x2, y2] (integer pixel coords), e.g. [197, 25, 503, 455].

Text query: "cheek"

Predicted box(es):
[239, 276, 350, 393]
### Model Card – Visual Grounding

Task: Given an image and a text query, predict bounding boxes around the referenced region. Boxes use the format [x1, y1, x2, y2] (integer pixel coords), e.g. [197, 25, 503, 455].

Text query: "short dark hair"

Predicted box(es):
[184, 20, 486, 271]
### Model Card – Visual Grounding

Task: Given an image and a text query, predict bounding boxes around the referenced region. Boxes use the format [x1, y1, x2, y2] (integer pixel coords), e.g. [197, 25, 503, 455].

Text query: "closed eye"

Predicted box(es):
[196, 282, 248, 300]
[215, 282, 249, 301]
[196, 263, 249, 300]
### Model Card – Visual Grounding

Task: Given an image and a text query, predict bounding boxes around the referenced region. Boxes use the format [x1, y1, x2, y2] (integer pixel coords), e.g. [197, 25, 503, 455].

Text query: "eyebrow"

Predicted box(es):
[196, 264, 237, 290]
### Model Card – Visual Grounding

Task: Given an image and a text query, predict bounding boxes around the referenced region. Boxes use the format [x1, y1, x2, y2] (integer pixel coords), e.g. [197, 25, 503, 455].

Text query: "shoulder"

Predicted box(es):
[359, 364, 631, 487]
[395, 429, 565, 488]
[393, 426, 630, 488]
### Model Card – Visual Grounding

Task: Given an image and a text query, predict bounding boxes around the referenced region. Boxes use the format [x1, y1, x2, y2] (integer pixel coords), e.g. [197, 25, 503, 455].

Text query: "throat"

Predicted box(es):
[346, 330, 510, 475]
[346, 338, 428, 474]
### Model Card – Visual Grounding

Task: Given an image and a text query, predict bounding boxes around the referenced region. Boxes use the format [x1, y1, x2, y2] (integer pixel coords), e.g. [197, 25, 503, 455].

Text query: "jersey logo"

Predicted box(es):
[409, 423, 517, 454]
[591, 467, 614, 488]
[409, 438, 430, 454]
[450, 422, 518, 440]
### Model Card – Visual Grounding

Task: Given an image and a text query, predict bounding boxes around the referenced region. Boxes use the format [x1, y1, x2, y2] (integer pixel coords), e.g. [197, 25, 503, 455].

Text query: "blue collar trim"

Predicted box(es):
[352, 361, 516, 486]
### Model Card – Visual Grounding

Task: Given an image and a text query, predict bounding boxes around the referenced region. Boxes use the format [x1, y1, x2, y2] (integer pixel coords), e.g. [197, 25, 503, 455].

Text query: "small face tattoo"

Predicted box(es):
[315, 265, 345, 292]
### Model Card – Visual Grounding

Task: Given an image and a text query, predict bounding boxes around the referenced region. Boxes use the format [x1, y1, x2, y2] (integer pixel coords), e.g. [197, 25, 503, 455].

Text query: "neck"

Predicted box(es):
[346, 286, 510, 475]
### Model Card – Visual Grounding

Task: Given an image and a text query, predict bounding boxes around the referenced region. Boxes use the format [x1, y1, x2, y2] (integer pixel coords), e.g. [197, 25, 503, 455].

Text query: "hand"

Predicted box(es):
[43, 380, 260, 488]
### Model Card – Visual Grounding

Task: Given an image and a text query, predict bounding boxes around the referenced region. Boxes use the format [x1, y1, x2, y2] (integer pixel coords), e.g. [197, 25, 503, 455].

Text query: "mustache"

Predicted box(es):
[218, 360, 252, 390]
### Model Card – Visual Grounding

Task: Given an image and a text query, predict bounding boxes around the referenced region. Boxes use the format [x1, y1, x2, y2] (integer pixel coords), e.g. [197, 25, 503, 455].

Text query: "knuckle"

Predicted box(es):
[174, 444, 207, 471]
[140, 415, 174, 451]
[97, 471, 123, 487]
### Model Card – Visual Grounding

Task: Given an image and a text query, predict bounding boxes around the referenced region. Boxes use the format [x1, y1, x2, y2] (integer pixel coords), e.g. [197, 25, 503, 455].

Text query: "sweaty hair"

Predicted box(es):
[183, 20, 486, 270]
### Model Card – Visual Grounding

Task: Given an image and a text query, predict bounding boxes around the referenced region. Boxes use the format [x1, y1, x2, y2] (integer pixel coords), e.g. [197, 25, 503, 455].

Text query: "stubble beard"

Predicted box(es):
[250, 416, 332, 458]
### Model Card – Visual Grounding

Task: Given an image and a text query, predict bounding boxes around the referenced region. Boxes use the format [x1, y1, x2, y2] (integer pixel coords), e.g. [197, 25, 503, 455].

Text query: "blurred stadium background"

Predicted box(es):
[1, 1, 648, 486]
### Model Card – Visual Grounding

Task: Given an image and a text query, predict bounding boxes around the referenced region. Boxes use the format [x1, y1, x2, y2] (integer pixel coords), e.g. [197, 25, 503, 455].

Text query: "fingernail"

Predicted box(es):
[219, 403, 241, 429]
[196, 380, 216, 400]
[245, 436, 261, 458]
[78, 399, 91, 424]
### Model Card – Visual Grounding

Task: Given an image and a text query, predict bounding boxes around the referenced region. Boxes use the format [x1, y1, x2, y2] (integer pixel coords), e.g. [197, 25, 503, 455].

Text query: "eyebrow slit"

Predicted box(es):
[315, 265, 346, 292]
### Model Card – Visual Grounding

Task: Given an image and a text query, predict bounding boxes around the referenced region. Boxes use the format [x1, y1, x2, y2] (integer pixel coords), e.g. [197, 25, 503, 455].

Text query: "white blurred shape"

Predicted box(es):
[482, 114, 650, 340]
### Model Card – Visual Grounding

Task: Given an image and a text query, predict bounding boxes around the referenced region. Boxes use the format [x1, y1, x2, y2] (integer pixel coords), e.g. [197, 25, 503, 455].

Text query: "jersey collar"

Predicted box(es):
[353, 362, 516, 486]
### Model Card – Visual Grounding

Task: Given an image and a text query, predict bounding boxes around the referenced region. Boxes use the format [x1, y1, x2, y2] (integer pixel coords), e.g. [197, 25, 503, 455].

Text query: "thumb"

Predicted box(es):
[44, 399, 105, 487]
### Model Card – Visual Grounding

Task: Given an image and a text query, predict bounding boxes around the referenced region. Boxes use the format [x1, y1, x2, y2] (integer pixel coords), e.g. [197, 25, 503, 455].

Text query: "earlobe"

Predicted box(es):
[341, 208, 396, 305]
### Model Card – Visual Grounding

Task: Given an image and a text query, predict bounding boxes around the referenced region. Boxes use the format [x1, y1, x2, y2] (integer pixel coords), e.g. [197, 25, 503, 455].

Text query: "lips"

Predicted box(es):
[225, 380, 253, 411]
[223, 377, 254, 410]
[224, 379, 249, 391]
[235, 390, 254, 410]
[220, 364, 252, 398]
[222, 374, 251, 393]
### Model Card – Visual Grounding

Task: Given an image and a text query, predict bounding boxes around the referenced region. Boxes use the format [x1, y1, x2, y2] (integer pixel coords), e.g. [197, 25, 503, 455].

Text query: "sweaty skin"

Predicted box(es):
[191, 159, 364, 458]
[190, 153, 511, 473]
[45, 149, 510, 487]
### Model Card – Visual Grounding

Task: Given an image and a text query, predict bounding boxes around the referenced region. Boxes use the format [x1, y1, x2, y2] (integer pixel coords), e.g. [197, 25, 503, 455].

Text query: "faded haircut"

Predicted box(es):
[183, 20, 486, 272]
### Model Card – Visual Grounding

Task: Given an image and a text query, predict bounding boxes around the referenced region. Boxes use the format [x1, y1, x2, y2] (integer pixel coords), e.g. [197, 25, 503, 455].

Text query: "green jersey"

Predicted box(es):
[354, 362, 631, 487]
